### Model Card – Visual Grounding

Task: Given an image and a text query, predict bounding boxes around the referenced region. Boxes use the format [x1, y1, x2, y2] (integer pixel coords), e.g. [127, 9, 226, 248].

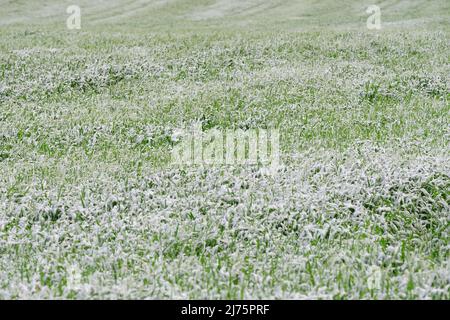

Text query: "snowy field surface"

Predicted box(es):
[0, 0, 449, 299]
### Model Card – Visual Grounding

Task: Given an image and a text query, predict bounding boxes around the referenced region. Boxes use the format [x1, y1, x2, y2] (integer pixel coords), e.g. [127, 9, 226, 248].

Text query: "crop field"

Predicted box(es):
[0, 0, 449, 299]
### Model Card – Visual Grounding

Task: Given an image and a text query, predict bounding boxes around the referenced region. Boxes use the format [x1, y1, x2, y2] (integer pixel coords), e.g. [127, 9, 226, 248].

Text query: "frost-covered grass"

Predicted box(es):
[0, 0, 449, 299]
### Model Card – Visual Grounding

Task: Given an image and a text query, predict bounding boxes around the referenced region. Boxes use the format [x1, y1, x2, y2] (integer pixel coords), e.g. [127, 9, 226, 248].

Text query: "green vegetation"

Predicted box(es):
[0, 0, 448, 299]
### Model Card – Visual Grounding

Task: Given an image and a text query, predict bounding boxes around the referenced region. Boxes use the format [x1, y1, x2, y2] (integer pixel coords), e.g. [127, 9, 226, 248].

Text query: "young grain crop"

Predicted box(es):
[0, 0, 448, 299]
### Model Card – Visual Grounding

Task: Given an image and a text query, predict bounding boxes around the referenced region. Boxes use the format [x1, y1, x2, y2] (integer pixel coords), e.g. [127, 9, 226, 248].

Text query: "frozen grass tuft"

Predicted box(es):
[0, 0, 449, 299]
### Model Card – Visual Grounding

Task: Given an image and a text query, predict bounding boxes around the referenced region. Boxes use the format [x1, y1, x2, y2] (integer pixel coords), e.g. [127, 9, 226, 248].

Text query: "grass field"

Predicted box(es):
[0, 0, 449, 299]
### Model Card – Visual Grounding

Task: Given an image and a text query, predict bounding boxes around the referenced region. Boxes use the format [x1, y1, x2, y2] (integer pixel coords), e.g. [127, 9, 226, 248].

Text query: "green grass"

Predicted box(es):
[0, 0, 449, 299]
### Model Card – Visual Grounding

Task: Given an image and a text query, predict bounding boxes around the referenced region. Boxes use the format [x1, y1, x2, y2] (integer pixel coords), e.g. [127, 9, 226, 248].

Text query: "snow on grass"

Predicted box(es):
[0, 141, 448, 299]
[0, 0, 449, 299]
